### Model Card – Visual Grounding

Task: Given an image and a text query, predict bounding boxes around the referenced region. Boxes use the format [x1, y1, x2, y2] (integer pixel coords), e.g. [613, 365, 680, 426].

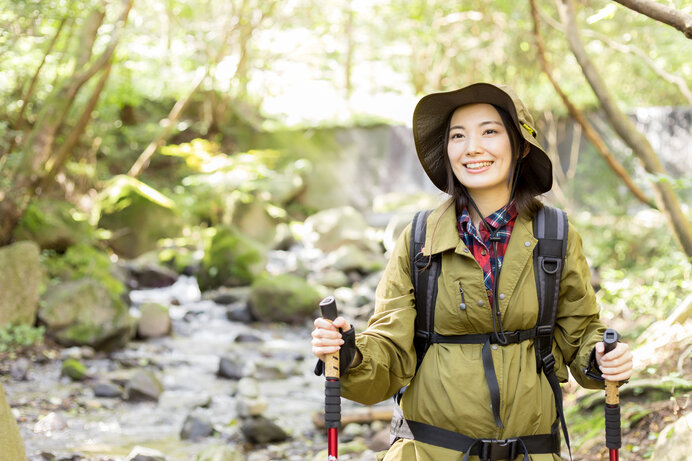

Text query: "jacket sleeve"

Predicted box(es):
[553, 223, 607, 390]
[340, 223, 418, 405]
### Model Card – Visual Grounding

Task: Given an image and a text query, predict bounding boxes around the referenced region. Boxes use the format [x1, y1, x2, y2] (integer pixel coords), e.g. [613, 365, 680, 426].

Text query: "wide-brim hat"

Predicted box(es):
[412, 82, 552, 194]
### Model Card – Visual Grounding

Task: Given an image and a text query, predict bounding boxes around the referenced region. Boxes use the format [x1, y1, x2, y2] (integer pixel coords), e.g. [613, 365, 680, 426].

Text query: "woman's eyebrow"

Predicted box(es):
[449, 120, 503, 130]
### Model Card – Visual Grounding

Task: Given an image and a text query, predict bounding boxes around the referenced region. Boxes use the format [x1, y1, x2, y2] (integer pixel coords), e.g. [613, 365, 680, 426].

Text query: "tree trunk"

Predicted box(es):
[612, 0, 692, 39]
[558, 0, 692, 257]
[529, 0, 656, 209]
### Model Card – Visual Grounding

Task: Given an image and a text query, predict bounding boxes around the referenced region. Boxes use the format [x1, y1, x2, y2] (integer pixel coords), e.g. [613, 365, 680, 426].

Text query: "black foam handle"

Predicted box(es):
[603, 329, 620, 354]
[320, 296, 338, 321]
[605, 404, 621, 449]
[324, 379, 341, 428]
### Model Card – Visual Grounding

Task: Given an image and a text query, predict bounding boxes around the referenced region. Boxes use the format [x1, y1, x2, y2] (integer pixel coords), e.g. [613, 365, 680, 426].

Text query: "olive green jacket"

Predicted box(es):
[1, 383, 27, 461]
[341, 199, 606, 460]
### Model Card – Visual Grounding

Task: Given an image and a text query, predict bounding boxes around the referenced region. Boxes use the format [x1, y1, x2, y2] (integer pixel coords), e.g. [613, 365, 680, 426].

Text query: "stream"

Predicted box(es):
[3, 275, 388, 461]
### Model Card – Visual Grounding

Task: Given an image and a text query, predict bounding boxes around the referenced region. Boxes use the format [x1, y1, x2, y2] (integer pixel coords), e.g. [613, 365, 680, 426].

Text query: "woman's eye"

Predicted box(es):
[450, 133, 464, 139]
[484, 129, 497, 135]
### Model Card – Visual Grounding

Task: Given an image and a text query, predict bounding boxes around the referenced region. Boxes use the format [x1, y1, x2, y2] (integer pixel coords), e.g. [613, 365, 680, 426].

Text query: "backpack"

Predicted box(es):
[390, 205, 571, 460]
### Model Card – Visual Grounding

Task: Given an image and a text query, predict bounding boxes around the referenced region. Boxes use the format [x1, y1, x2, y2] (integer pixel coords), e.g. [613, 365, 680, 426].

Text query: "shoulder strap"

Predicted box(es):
[409, 209, 441, 372]
[532, 205, 571, 459]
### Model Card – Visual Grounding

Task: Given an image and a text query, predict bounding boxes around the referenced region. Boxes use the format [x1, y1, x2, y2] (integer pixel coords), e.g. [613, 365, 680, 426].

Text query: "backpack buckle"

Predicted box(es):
[541, 257, 561, 275]
[537, 325, 552, 337]
[479, 438, 519, 461]
[542, 353, 556, 374]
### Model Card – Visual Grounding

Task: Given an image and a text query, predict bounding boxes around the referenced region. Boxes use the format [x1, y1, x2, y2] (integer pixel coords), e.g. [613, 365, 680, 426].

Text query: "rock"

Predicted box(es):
[126, 446, 166, 461]
[137, 303, 171, 338]
[39, 278, 134, 350]
[123, 258, 178, 289]
[651, 413, 692, 461]
[203, 287, 251, 305]
[98, 175, 182, 259]
[248, 274, 321, 324]
[197, 225, 267, 291]
[10, 358, 30, 381]
[240, 416, 289, 444]
[13, 199, 96, 251]
[0, 241, 41, 326]
[126, 370, 164, 402]
[61, 359, 87, 381]
[92, 381, 123, 398]
[310, 269, 349, 288]
[252, 364, 287, 381]
[369, 427, 391, 452]
[195, 445, 244, 461]
[303, 207, 373, 253]
[33, 412, 67, 433]
[231, 199, 280, 247]
[236, 378, 259, 399]
[225, 303, 255, 324]
[217, 357, 247, 380]
[180, 413, 214, 441]
[236, 397, 268, 417]
[234, 333, 262, 343]
[325, 244, 385, 275]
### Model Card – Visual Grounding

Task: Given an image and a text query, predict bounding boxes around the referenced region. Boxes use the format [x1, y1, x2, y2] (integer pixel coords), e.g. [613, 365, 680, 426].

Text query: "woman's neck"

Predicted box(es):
[467, 192, 511, 229]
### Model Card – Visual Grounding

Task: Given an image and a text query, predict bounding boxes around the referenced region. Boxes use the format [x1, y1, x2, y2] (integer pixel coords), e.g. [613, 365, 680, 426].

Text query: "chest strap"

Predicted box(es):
[431, 328, 537, 345]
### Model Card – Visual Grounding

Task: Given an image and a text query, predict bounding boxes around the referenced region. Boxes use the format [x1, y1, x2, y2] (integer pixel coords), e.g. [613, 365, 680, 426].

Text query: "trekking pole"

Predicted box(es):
[320, 296, 341, 461]
[603, 329, 621, 461]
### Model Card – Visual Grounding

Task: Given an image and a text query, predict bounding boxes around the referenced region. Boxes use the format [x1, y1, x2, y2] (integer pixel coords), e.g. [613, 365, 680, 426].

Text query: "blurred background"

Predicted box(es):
[0, 0, 690, 460]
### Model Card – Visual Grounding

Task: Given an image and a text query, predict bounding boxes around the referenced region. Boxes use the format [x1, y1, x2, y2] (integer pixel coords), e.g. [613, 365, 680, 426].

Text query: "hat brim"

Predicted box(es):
[412, 83, 552, 194]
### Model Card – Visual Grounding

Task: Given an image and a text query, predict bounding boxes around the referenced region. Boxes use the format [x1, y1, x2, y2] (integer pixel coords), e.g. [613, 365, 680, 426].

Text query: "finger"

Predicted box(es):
[602, 344, 630, 362]
[595, 341, 604, 354]
[311, 328, 343, 340]
[603, 370, 632, 382]
[314, 317, 338, 330]
[311, 336, 344, 348]
[601, 351, 633, 368]
[333, 316, 352, 331]
[312, 345, 341, 358]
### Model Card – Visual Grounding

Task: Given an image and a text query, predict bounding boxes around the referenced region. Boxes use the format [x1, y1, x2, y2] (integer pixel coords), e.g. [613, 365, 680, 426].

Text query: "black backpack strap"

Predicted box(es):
[532, 205, 571, 459]
[409, 209, 441, 372]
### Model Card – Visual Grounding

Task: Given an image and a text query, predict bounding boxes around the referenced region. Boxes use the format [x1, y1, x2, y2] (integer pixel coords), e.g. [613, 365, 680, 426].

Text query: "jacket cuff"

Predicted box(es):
[583, 346, 605, 382]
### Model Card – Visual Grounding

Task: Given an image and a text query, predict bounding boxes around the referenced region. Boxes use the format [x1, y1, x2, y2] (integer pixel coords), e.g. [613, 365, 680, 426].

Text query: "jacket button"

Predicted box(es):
[477, 299, 484, 306]
[459, 303, 466, 311]
[481, 250, 487, 256]
[499, 294, 506, 300]
[463, 248, 469, 253]
[492, 344, 498, 350]
[524, 241, 531, 247]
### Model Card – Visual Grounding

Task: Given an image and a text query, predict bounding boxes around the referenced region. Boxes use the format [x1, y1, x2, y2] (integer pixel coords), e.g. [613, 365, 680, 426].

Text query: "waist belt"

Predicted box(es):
[393, 416, 560, 461]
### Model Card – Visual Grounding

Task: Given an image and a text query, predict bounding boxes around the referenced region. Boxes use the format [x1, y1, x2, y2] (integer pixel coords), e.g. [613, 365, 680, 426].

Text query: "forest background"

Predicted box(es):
[0, 0, 690, 460]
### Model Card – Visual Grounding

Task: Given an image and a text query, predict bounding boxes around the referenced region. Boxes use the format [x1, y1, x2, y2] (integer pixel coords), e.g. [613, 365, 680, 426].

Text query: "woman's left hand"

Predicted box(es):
[595, 341, 633, 382]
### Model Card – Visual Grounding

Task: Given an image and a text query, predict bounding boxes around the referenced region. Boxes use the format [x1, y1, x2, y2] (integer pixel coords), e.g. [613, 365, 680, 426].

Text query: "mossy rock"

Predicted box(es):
[249, 274, 322, 324]
[14, 199, 96, 251]
[196, 445, 244, 461]
[61, 358, 87, 381]
[198, 226, 266, 291]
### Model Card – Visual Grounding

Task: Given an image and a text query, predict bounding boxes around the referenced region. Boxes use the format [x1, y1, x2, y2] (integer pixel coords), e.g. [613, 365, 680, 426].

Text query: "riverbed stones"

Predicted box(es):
[236, 397, 268, 417]
[196, 445, 244, 461]
[33, 412, 67, 433]
[180, 413, 214, 441]
[237, 377, 260, 398]
[10, 358, 30, 381]
[92, 381, 123, 398]
[303, 206, 371, 252]
[198, 225, 267, 291]
[38, 278, 134, 350]
[240, 415, 289, 444]
[126, 370, 164, 402]
[61, 359, 87, 381]
[226, 302, 255, 324]
[137, 303, 171, 338]
[122, 258, 178, 289]
[126, 446, 166, 461]
[217, 356, 247, 380]
[0, 240, 41, 326]
[248, 274, 321, 324]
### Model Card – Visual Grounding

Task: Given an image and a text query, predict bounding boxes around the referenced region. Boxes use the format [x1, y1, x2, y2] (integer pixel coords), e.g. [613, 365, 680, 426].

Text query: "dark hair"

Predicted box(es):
[442, 104, 543, 218]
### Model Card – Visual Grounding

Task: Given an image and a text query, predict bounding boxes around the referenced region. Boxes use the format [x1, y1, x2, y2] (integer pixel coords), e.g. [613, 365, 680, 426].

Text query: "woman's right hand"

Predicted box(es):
[311, 316, 352, 362]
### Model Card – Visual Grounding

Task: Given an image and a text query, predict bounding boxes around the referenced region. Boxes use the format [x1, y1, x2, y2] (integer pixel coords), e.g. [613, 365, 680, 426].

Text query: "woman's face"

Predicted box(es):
[447, 103, 514, 203]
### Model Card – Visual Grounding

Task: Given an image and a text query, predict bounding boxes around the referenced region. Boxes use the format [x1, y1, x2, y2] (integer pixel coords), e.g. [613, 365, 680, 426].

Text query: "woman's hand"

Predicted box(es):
[311, 316, 352, 362]
[595, 341, 633, 382]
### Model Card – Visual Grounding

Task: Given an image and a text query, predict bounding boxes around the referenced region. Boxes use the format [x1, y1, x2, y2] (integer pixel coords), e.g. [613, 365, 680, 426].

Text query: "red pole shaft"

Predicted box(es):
[328, 427, 338, 460]
[609, 449, 619, 461]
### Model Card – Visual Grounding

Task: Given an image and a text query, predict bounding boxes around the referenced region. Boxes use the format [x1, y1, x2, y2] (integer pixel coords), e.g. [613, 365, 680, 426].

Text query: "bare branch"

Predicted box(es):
[612, 0, 692, 39]
[529, 0, 656, 208]
[558, 0, 692, 256]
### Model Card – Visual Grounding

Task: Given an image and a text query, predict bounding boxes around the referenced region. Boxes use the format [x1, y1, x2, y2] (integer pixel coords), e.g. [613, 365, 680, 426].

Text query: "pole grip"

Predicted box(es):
[320, 296, 340, 380]
[603, 329, 621, 450]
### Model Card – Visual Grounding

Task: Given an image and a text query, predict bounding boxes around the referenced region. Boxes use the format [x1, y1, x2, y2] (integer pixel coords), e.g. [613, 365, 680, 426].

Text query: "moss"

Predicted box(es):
[61, 359, 87, 381]
[249, 274, 322, 324]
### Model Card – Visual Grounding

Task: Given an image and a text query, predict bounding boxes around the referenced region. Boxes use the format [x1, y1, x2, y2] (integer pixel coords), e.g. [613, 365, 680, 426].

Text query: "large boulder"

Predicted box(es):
[39, 278, 134, 350]
[136, 303, 171, 339]
[231, 199, 281, 247]
[248, 274, 322, 324]
[197, 226, 266, 291]
[0, 241, 41, 326]
[13, 199, 95, 251]
[98, 175, 182, 259]
[303, 206, 377, 253]
[651, 413, 692, 461]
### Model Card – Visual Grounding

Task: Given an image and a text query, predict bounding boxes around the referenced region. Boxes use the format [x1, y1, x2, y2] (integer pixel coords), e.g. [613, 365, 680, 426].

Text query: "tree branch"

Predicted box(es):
[558, 0, 692, 256]
[529, 0, 656, 208]
[612, 0, 692, 39]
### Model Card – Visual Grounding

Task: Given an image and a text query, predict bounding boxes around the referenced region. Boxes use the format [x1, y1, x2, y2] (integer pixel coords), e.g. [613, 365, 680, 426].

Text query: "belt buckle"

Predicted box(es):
[479, 438, 519, 461]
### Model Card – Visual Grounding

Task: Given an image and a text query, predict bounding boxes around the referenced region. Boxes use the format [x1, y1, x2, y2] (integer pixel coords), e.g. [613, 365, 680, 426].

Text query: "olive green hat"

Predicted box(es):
[412, 82, 552, 194]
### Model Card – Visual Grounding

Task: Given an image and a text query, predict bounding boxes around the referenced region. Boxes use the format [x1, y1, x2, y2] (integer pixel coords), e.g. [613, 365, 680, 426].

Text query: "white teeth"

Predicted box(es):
[465, 161, 492, 169]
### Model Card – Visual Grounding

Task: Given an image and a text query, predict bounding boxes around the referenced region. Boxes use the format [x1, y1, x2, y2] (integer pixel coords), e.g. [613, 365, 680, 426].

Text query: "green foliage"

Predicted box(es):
[0, 324, 45, 352]
[61, 358, 88, 381]
[41, 244, 125, 297]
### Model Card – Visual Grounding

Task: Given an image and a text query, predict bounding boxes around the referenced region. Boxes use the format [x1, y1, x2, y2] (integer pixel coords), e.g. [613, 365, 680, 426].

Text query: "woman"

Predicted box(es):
[312, 83, 633, 460]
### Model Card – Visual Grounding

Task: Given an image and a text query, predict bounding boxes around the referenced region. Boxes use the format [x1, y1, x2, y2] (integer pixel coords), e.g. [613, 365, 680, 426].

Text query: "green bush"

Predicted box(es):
[0, 324, 45, 352]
